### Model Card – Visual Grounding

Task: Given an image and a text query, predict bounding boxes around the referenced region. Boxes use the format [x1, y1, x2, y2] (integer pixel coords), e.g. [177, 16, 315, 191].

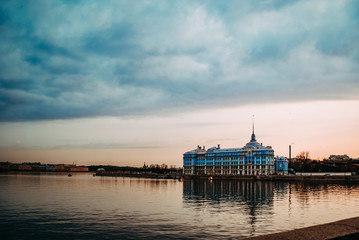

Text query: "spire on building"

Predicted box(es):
[251, 115, 256, 142]
[252, 115, 254, 134]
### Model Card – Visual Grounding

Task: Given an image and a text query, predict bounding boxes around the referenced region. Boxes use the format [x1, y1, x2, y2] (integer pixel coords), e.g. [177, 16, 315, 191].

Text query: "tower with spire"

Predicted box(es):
[183, 116, 275, 176]
[251, 115, 256, 142]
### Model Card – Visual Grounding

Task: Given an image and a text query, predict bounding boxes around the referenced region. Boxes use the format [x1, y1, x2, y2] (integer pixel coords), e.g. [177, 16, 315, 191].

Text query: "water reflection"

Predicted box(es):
[1, 174, 358, 239]
[184, 180, 358, 207]
[183, 180, 274, 204]
[183, 180, 275, 234]
[182, 180, 359, 237]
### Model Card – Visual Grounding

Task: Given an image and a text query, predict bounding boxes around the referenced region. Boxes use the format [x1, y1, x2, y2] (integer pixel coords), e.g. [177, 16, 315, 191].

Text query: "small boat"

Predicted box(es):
[68, 173, 72, 177]
[208, 176, 213, 181]
[178, 177, 184, 182]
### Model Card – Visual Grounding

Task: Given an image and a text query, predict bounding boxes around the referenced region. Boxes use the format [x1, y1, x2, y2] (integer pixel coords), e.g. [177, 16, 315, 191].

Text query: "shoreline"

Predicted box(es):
[242, 216, 359, 240]
[94, 172, 359, 182]
[183, 174, 359, 182]
[3, 171, 359, 182]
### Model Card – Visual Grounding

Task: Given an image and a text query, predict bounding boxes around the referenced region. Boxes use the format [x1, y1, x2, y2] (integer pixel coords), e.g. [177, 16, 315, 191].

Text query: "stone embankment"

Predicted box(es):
[96, 172, 359, 182]
[96, 172, 182, 179]
[242, 216, 359, 240]
[183, 175, 359, 182]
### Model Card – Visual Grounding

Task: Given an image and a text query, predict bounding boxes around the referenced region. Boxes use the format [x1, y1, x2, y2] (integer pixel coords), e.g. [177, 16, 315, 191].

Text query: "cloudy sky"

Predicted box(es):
[0, 0, 358, 166]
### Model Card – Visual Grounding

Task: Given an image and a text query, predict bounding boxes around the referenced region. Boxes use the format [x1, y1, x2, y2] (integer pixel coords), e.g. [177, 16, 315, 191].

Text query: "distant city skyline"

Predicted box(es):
[0, 1, 358, 166]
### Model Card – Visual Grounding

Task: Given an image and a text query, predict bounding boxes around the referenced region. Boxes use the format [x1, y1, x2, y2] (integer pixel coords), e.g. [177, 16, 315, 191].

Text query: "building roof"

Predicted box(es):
[184, 129, 273, 155]
[184, 146, 207, 155]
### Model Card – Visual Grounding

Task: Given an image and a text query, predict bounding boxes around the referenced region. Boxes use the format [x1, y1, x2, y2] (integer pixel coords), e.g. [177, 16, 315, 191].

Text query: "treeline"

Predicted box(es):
[87, 164, 181, 174]
[289, 152, 359, 174]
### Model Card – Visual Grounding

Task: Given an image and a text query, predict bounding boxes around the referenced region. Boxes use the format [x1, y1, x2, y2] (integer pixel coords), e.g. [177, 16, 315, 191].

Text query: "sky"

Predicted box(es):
[0, 0, 358, 167]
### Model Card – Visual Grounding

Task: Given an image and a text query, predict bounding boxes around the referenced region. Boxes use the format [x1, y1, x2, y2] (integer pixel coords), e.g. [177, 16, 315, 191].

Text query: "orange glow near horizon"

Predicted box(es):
[0, 100, 358, 167]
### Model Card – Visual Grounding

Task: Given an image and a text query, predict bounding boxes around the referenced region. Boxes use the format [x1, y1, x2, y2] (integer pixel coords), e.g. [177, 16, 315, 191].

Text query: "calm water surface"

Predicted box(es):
[0, 173, 358, 239]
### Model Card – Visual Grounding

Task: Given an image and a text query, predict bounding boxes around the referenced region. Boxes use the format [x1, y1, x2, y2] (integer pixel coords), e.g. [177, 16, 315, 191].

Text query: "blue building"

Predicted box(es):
[274, 156, 288, 175]
[183, 128, 276, 176]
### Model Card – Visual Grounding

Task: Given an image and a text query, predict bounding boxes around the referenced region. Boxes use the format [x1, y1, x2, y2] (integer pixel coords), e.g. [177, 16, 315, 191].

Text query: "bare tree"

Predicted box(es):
[296, 151, 310, 161]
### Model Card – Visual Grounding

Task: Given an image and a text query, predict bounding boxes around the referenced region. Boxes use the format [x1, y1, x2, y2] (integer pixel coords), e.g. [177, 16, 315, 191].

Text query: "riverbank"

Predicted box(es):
[242, 216, 359, 240]
[183, 174, 359, 182]
[96, 172, 182, 179]
[95, 172, 359, 182]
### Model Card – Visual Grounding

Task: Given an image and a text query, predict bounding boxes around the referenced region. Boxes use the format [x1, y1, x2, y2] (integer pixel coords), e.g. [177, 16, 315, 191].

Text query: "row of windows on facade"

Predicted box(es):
[184, 151, 272, 157]
[206, 152, 272, 156]
[183, 170, 272, 174]
[184, 160, 275, 163]
[183, 157, 274, 160]
[184, 156, 273, 161]
[184, 165, 273, 169]
[183, 161, 275, 166]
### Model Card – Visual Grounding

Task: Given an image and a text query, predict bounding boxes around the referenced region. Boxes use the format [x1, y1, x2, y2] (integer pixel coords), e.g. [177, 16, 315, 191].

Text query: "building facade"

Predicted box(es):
[274, 156, 288, 175]
[183, 129, 275, 175]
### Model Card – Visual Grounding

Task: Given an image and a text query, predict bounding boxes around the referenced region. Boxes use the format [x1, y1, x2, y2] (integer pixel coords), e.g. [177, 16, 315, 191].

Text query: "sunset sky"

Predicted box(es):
[0, 0, 358, 167]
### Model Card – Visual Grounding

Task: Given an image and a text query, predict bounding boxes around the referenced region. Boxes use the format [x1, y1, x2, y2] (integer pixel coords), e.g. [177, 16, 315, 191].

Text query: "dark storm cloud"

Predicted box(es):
[0, 0, 358, 121]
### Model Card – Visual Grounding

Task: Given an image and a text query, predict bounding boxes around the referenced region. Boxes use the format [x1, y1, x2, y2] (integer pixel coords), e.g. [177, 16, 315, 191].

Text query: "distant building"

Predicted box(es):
[18, 165, 32, 171]
[54, 165, 65, 171]
[69, 166, 89, 172]
[275, 156, 288, 175]
[183, 126, 275, 175]
[45, 164, 56, 171]
[324, 155, 350, 163]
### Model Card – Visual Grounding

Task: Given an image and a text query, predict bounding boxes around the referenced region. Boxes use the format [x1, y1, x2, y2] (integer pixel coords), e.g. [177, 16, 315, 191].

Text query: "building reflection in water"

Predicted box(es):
[183, 180, 274, 203]
[183, 180, 275, 233]
[182, 180, 359, 236]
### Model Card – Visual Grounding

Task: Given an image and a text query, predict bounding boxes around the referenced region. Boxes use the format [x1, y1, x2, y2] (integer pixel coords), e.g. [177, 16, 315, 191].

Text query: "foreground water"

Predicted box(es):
[0, 173, 358, 239]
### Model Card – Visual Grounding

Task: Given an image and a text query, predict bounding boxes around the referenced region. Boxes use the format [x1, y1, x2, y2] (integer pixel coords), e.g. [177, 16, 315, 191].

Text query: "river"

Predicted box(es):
[0, 172, 358, 239]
